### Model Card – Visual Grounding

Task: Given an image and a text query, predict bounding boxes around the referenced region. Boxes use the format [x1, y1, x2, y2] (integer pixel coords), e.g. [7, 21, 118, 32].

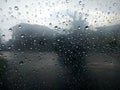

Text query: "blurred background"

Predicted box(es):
[0, 0, 120, 90]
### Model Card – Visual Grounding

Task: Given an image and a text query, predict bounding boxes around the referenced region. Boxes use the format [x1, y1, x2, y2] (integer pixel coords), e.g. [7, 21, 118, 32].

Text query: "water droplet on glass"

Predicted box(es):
[82, 4, 85, 7]
[54, 26, 58, 29]
[30, 47, 32, 50]
[85, 26, 89, 30]
[78, 26, 81, 29]
[19, 61, 24, 65]
[2, 34, 5, 37]
[108, 12, 110, 14]
[57, 39, 60, 42]
[9, 28, 12, 31]
[18, 48, 21, 51]
[8, 46, 11, 50]
[113, 3, 117, 6]
[49, 23, 52, 26]
[79, 1, 82, 5]
[14, 6, 19, 11]
[94, 21, 97, 23]
[21, 34, 25, 38]
[18, 25, 22, 28]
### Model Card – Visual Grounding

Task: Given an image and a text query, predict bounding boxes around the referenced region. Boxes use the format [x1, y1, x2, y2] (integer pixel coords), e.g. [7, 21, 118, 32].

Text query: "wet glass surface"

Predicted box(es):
[0, 0, 120, 90]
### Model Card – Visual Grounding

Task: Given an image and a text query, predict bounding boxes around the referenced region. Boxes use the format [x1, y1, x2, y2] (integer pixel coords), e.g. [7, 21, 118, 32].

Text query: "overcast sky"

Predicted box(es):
[0, 0, 120, 40]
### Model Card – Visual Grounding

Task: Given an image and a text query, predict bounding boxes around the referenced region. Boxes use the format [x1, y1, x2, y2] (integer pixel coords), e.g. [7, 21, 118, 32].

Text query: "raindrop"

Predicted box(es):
[21, 34, 25, 38]
[43, 38, 46, 41]
[57, 39, 60, 42]
[2, 34, 5, 37]
[85, 26, 89, 30]
[18, 48, 21, 51]
[9, 28, 12, 31]
[49, 23, 52, 26]
[18, 25, 22, 28]
[92, 38, 95, 40]
[113, 3, 117, 6]
[108, 12, 110, 14]
[19, 61, 24, 65]
[34, 40, 36, 42]
[54, 26, 58, 29]
[8, 46, 11, 50]
[79, 1, 82, 5]
[82, 4, 85, 7]
[2, 44, 5, 47]
[14, 6, 19, 11]
[30, 47, 33, 50]
[78, 26, 81, 29]
[14, 53, 17, 57]
[94, 21, 97, 23]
